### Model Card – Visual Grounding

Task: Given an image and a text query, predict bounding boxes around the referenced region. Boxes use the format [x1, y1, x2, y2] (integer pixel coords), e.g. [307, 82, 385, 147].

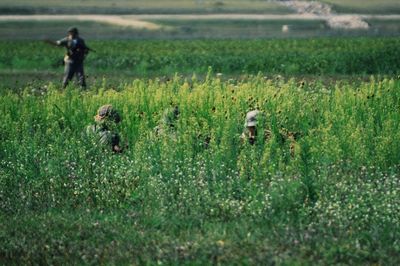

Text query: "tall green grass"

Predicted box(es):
[1, 75, 400, 264]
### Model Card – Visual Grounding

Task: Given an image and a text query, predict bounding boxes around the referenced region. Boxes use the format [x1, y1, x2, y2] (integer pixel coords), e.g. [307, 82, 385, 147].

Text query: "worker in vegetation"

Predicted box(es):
[241, 110, 272, 145]
[47, 27, 90, 89]
[241, 109, 301, 156]
[86, 105, 123, 153]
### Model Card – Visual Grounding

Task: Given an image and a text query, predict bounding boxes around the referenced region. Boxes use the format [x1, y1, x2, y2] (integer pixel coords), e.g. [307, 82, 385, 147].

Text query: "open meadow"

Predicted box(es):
[1, 0, 400, 264]
[1, 37, 400, 264]
[1, 38, 399, 90]
[1, 74, 400, 265]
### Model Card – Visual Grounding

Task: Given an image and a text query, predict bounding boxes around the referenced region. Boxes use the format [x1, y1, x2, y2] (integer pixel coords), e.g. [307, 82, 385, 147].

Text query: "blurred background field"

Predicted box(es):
[0, 0, 399, 90]
[2, 18, 399, 40]
[1, 38, 399, 90]
[1, 0, 399, 14]
[0, 1, 398, 44]
[0, 0, 291, 15]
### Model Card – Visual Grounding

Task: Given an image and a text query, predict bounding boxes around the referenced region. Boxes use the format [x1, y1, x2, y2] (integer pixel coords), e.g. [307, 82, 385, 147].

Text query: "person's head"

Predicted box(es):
[244, 110, 261, 144]
[94, 105, 121, 126]
[67, 27, 79, 39]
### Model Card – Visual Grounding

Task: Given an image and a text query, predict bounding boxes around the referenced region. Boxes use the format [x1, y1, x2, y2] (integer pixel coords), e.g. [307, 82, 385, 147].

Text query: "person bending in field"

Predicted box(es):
[86, 105, 123, 153]
[241, 110, 272, 145]
[51, 27, 90, 89]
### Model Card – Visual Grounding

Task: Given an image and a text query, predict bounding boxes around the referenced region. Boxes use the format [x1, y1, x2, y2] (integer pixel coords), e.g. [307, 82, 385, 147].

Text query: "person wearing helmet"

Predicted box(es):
[86, 105, 123, 153]
[241, 110, 272, 145]
[55, 27, 89, 89]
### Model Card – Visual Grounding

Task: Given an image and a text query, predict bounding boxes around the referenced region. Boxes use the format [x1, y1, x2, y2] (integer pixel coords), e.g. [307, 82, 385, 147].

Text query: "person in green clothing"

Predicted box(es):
[86, 105, 123, 153]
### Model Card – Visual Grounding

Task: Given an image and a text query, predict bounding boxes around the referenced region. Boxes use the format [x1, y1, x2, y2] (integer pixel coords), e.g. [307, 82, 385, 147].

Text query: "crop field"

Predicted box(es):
[1, 72, 400, 264]
[1, 34, 400, 264]
[1, 0, 400, 262]
[1, 37, 400, 90]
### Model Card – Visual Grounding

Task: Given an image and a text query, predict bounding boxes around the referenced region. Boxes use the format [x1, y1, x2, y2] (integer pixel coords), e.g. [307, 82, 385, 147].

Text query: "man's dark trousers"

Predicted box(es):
[63, 61, 86, 89]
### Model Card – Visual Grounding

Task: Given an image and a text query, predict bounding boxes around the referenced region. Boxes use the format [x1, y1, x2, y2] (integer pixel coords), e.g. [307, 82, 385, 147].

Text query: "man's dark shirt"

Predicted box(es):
[57, 37, 88, 64]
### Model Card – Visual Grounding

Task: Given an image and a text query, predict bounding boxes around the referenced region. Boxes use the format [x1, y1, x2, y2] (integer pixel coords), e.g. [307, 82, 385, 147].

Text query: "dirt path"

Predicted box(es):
[0, 15, 163, 30]
[0, 14, 399, 30]
[276, 1, 370, 29]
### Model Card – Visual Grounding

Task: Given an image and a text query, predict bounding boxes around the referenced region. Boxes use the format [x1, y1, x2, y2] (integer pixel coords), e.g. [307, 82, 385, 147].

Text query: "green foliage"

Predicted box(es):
[1, 76, 400, 264]
[1, 38, 400, 78]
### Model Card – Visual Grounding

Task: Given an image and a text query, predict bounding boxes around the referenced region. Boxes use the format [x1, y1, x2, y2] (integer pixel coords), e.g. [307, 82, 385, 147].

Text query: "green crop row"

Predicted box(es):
[1, 38, 400, 78]
[1, 76, 400, 264]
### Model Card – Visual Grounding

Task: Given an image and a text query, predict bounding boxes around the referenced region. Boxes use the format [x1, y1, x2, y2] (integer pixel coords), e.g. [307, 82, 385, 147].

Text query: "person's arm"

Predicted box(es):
[56, 37, 68, 47]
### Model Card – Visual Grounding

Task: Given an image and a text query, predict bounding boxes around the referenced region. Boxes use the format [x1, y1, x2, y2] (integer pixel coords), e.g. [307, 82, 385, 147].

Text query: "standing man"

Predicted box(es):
[55, 27, 89, 89]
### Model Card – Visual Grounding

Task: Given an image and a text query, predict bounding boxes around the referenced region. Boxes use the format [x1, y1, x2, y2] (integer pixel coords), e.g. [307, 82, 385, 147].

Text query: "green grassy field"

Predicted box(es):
[1, 18, 400, 264]
[1, 74, 400, 264]
[1, 37, 399, 90]
[0, 0, 290, 14]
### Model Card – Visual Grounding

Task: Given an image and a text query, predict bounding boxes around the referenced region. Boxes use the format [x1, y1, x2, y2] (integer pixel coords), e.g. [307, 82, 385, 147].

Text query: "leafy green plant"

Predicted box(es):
[1, 76, 400, 264]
